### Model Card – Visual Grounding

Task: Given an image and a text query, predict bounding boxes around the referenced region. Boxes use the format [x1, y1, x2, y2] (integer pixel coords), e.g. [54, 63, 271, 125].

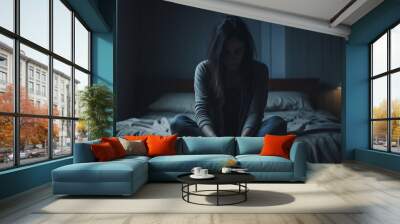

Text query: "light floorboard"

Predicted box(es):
[1, 162, 400, 224]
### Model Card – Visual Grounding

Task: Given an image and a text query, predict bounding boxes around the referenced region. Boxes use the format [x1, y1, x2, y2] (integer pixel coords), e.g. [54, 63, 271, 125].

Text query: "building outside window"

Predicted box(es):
[0, 54, 7, 90]
[41, 73, 46, 83]
[35, 83, 40, 95]
[0, 0, 91, 170]
[28, 81, 34, 94]
[0, 55, 7, 67]
[41, 85, 46, 97]
[35, 70, 40, 81]
[28, 66, 34, 79]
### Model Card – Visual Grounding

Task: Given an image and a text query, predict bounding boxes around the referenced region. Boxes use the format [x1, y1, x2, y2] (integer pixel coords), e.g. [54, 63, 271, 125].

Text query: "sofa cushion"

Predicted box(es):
[53, 158, 147, 183]
[91, 142, 118, 161]
[179, 137, 235, 155]
[149, 154, 235, 172]
[101, 137, 127, 158]
[260, 134, 297, 159]
[147, 135, 178, 157]
[115, 155, 150, 163]
[236, 137, 263, 155]
[73, 140, 100, 163]
[118, 138, 147, 156]
[236, 155, 293, 172]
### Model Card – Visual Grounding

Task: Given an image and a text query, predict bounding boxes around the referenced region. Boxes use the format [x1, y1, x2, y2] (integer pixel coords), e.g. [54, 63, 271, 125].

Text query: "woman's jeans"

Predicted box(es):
[170, 114, 287, 137]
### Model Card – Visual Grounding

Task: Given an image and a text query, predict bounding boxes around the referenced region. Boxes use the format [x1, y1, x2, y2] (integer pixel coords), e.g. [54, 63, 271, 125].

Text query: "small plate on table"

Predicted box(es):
[190, 174, 215, 179]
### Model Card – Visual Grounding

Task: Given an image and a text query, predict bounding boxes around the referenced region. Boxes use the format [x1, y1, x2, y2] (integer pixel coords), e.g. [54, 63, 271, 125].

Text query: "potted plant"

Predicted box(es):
[79, 84, 113, 140]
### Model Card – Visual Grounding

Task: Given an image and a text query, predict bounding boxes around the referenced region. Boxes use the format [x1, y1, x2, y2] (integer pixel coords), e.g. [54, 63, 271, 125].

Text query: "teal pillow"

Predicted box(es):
[236, 137, 263, 155]
[179, 137, 235, 155]
[73, 139, 100, 163]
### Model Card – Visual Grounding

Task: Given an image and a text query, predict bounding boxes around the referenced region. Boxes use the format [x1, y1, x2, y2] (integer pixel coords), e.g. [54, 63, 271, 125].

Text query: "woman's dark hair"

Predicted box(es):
[207, 16, 256, 99]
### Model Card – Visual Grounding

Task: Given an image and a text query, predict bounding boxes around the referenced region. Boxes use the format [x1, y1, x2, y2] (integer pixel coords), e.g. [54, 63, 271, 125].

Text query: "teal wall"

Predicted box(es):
[92, 33, 113, 88]
[345, 0, 400, 171]
[0, 0, 115, 200]
[0, 158, 72, 199]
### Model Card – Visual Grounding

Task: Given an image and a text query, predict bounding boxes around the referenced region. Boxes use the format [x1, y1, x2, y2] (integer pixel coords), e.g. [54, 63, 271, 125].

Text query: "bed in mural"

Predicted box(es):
[116, 79, 342, 163]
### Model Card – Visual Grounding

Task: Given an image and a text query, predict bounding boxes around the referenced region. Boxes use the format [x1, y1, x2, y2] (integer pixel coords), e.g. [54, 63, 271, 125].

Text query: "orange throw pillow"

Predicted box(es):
[91, 142, 117, 161]
[146, 135, 177, 157]
[260, 134, 297, 159]
[101, 137, 127, 158]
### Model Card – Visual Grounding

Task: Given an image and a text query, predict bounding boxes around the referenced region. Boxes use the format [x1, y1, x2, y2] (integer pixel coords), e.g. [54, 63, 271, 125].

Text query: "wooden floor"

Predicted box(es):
[1, 162, 400, 224]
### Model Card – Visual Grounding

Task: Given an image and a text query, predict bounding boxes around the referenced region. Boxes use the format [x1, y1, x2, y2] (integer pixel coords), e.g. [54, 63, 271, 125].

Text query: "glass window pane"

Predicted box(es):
[392, 120, 400, 153]
[372, 121, 388, 151]
[20, 0, 49, 49]
[0, 34, 14, 113]
[0, 0, 14, 31]
[392, 24, 400, 70]
[53, 0, 72, 60]
[53, 119, 72, 158]
[0, 116, 14, 170]
[74, 69, 89, 118]
[20, 44, 49, 115]
[391, 72, 400, 118]
[74, 17, 89, 70]
[372, 77, 387, 119]
[75, 120, 88, 143]
[53, 59, 72, 117]
[372, 33, 387, 76]
[20, 117, 49, 165]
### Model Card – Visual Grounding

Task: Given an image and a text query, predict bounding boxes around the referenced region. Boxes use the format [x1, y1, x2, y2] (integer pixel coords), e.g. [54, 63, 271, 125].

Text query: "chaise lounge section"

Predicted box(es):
[52, 137, 307, 196]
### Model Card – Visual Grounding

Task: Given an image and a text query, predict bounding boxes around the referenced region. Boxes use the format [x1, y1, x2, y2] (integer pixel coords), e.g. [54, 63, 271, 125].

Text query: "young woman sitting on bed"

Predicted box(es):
[171, 16, 286, 137]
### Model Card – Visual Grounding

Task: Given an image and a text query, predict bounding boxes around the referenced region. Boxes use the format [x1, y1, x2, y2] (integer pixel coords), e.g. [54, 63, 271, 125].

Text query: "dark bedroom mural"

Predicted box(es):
[115, 0, 344, 163]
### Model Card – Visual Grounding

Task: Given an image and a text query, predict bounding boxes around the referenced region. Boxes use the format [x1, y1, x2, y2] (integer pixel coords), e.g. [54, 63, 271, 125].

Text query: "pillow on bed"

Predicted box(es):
[148, 93, 195, 113]
[266, 91, 313, 111]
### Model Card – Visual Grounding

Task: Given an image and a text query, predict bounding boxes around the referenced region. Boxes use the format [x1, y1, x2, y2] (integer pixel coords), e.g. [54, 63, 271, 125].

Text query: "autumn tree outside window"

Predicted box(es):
[0, 0, 91, 170]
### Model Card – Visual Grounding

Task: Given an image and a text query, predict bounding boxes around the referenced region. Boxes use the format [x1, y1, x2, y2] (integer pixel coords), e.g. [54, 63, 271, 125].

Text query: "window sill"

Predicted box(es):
[355, 148, 400, 172]
[0, 156, 72, 176]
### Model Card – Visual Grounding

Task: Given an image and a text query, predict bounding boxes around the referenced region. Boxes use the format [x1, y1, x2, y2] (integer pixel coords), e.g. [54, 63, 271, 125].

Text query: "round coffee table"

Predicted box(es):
[177, 173, 255, 206]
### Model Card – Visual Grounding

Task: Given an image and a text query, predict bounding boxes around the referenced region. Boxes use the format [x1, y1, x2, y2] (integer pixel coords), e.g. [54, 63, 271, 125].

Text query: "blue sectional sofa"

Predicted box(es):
[52, 137, 307, 196]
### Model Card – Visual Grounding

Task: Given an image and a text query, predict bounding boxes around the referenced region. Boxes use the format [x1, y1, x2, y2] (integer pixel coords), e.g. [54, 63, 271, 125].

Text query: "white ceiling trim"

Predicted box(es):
[163, 0, 351, 38]
[330, 0, 368, 27]
[341, 0, 383, 25]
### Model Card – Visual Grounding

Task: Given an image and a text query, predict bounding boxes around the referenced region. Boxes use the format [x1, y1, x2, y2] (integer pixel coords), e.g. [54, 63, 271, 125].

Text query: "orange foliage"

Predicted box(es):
[0, 84, 60, 150]
[372, 99, 400, 141]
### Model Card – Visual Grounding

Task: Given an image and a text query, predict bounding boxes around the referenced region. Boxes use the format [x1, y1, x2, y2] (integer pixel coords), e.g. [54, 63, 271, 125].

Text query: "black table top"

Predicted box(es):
[177, 172, 255, 185]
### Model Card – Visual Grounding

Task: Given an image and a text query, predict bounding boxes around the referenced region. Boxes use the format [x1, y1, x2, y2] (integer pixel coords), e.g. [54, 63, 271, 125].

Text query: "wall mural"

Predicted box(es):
[115, 0, 343, 163]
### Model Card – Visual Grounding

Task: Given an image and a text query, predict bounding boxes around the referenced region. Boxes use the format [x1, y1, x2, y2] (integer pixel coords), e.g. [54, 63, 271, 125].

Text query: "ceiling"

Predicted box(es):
[163, 0, 384, 39]
[226, 0, 353, 23]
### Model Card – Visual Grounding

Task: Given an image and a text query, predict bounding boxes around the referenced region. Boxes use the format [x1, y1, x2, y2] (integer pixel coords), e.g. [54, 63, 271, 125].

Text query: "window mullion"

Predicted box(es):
[388, 30, 391, 152]
[0, 0, 87, 170]
[48, 0, 54, 160]
[71, 10, 76, 155]
[13, 0, 21, 167]
[370, 45, 373, 149]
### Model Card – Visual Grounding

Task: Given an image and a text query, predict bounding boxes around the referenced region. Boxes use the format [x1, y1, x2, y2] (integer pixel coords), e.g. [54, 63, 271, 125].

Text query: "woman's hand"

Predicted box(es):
[241, 128, 253, 137]
[201, 125, 217, 137]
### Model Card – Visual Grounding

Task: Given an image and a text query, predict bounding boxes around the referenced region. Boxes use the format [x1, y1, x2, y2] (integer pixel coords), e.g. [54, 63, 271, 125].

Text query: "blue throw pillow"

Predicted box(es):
[179, 137, 235, 155]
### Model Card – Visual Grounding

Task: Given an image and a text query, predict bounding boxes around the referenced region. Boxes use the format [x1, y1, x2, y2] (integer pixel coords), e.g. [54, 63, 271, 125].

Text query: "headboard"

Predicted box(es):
[135, 77, 341, 118]
[137, 77, 320, 93]
[133, 77, 341, 118]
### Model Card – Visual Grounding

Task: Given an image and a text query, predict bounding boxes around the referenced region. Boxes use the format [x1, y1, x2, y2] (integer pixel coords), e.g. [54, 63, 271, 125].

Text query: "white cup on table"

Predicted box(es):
[221, 167, 232, 174]
[199, 169, 208, 176]
[191, 167, 202, 176]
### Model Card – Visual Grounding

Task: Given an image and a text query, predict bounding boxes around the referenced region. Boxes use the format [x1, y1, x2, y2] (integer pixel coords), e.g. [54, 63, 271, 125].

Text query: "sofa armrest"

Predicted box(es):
[73, 140, 100, 163]
[289, 141, 307, 181]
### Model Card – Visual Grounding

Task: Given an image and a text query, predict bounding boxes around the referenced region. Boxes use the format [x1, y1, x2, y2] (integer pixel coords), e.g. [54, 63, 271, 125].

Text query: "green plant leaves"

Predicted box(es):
[79, 84, 113, 140]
